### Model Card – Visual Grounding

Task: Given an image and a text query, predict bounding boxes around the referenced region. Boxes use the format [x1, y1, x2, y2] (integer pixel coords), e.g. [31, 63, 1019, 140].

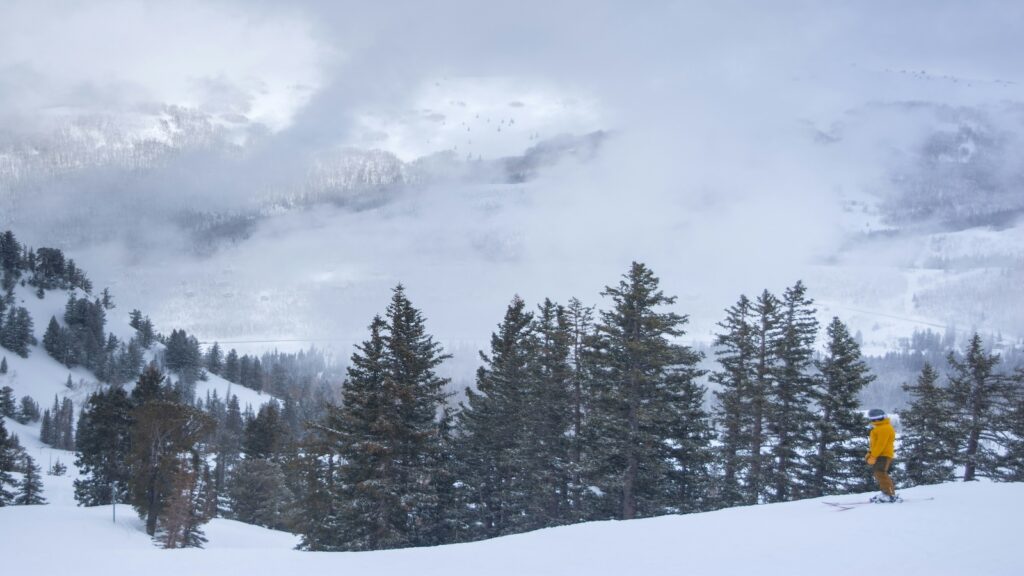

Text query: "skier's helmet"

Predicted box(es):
[867, 408, 886, 421]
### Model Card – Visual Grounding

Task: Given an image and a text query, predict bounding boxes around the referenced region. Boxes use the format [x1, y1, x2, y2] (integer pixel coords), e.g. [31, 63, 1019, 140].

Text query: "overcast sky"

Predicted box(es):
[2, 0, 1023, 369]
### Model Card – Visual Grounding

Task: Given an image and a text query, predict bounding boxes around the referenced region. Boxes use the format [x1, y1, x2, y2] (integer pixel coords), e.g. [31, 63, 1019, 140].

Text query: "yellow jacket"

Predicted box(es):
[868, 418, 896, 459]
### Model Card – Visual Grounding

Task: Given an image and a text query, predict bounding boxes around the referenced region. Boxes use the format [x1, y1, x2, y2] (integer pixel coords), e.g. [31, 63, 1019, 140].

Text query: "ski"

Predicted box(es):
[823, 496, 934, 511]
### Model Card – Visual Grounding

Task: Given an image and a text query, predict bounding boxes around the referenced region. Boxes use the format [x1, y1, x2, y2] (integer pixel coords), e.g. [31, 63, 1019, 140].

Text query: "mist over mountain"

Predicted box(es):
[1, 1, 1022, 384]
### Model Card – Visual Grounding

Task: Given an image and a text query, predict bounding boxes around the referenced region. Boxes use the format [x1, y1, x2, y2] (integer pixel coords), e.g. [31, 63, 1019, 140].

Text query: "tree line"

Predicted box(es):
[4, 245, 1024, 549]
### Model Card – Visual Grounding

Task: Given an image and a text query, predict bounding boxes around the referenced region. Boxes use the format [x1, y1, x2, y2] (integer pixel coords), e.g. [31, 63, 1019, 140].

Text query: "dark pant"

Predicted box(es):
[872, 456, 895, 496]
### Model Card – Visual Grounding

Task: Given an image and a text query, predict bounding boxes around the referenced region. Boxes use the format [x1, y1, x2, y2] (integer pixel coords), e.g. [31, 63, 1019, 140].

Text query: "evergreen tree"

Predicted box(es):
[132, 363, 167, 406]
[242, 401, 285, 460]
[0, 356, 6, 374]
[0, 419, 16, 505]
[227, 458, 294, 529]
[0, 385, 15, 418]
[205, 342, 223, 375]
[767, 281, 818, 502]
[564, 297, 595, 520]
[17, 396, 41, 424]
[710, 294, 756, 508]
[946, 334, 1010, 481]
[155, 451, 214, 548]
[901, 363, 957, 486]
[128, 399, 214, 537]
[73, 386, 133, 506]
[807, 317, 875, 497]
[223, 349, 240, 383]
[522, 298, 575, 526]
[455, 296, 536, 539]
[997, 369, 1024, 481]
[39, 410, 53, 446]
[745, 289, 782, 504]
[291, 433, 337, 551]
[43, 316, 71, 366]
[321, 285, 451, 551]
[0, 306, 34, 358]
[15, 454, 46, 505]
[585, 262, 706, 520]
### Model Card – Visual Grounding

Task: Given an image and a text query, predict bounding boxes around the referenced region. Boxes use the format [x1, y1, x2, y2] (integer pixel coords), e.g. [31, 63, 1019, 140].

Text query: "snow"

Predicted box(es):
[1, 426, 1021, 576]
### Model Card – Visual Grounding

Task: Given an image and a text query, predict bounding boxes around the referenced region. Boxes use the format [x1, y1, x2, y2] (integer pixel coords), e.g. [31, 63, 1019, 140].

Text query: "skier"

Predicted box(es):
[865, 408, 900, 503]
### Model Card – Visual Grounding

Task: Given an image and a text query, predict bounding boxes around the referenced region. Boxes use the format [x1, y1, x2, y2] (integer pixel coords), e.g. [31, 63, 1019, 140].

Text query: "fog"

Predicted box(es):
[2, 0, 1023, 376]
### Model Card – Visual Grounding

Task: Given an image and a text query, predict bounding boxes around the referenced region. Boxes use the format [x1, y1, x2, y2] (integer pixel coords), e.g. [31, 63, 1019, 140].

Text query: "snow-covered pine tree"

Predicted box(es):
[767, 281, 818, 502]
[901, 363, 957, 486]
[585, 262, 704, 520]
[807, 317, 875, 497]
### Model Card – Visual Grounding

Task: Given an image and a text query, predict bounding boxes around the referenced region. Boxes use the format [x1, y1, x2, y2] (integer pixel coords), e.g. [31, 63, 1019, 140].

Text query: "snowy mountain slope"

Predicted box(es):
[1, 441, 1019, 576]
[0, 282, 271, 417]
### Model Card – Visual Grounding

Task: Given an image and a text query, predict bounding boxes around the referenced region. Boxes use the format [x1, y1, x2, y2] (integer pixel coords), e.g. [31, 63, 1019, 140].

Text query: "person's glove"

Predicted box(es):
[866, 456, 876, 465]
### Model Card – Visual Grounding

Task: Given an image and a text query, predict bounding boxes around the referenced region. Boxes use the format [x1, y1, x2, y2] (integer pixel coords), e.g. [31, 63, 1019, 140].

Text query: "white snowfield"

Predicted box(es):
[1, 421, 1020, 576]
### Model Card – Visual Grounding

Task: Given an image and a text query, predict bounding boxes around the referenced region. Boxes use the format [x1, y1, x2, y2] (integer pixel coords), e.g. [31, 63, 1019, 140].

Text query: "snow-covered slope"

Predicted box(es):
[1, 437, 1019, 576]
[0, 283, 271, 417]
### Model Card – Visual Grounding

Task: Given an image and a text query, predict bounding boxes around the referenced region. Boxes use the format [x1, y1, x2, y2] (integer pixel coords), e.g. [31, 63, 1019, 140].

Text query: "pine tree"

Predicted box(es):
[39, 410, 53, 446]
[0, 356, 7, 374]
[15, 454, 46, 505]
[0, 419, 16, 505]
[17, 396, 41, 424]
[585, 262, 706, 520]
[564, 297, 595, 520]
[224, 349, 240, 383]
[155, 451, 213, 548]
[997, 369, 1024, 481]
[321, 285, 452, 550]
[128, 399, 214, 536]
[455, 296, 536, 539]
[291, 431, 337, 551]
[227, 458, 294, 529]
[205, 342, 223, 375]
[43, 316, 70, 366]
[901, 363, 957, 486]
[807, 317, 875, 497]
[132, 363, 167, 406]
[522, 298, 575, 527]
[242, 401, 285, 460]
[710, 294, 756, 508]
[74, 386, 133, 506]
[946, 334, 1010, 481]
[767, 281, 818, 502]
[0, 386, 15, 418]
[745, 290, 782, 504]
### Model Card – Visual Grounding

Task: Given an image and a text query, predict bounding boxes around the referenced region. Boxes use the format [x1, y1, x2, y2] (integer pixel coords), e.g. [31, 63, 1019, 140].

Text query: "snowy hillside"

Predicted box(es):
[1, 420, 1020, 576]
[0, 283, 271, 416]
